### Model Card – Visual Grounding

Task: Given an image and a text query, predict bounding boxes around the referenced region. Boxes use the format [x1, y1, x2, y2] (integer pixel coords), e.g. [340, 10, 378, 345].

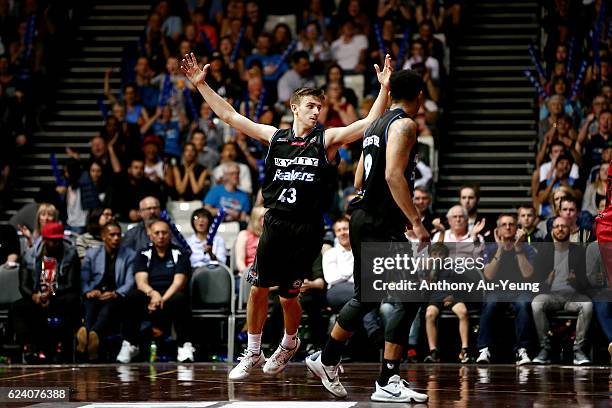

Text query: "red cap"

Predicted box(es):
[41, 222, 64, 239]
[142, 135, 163, 149]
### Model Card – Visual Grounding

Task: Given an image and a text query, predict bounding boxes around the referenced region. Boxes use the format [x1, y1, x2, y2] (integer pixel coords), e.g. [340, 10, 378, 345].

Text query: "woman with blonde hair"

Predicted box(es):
[18, 203, 60, 248]
[234, 206, 265, 275]
[583, 161, 609, 216]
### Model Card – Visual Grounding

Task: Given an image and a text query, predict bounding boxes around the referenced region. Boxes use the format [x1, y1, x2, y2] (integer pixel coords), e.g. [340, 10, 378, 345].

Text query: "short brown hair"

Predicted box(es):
[290, 87, 325, 107]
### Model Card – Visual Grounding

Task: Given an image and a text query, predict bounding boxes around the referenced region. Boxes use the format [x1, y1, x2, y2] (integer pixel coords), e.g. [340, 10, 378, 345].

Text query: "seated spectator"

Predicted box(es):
[0, 223, 19, 271]
[581, 110, 612, 178]
[325, 63, 358, 108]
[104, 157, 164, 223]
[186, 208, 227, 267]
[532, 216, 592, 365]
[277, 51, 316, 107]
[403, 39, 440, 81]
[270, 23, 293, 55]
[235, 206, 265, 274]
[194, 102, 224, 151]
[205, 163, 251, 222]
[59, 159, 99, 234]
[87, 160, 109, 202]
[79, 222, 135, 361]
[157, 0, 183, 43]
[104, 76, 150, 127]
[518, 206, 546, 243]
[149, 105, 185, 159]
[583, 161, 608, 216]
[142, 135, 167, 186]
[190, 128, 221, 173]
[577, 94, 607, 148]
[330, 20, 368, 73]
[458, 184, 493, 239]
[131, 56, 158, 111]
[538, 95, 565, 148]
[533, 141, 580, 202]
[416, 20, 445, 66]
[297, 21, 332, 74]
[340, 0, 372, 36]
[434, 205, 485, 245]
[118, 219, 195, 363]
[476, 214, 537, 366]
[18, 203, 60, 249]
[121, 196, 179, 251]
[414, 186, 436, 234]
[423, 243, 471, 364]
[318, 81, 358, 128]
[169, 142, 209, 201]
[555, 195, 594, 243]
[536, 153, 581, 217]
[416, 0, 445, 32]
[76, 207, 114, 259]
[244, 32, 286, 82]
[540, 115, 581, 165]
[323, 217, 354, 312]
[212, 143, 253, 194]
[588, 146, 612, 183]
[12, 222, 80, 363]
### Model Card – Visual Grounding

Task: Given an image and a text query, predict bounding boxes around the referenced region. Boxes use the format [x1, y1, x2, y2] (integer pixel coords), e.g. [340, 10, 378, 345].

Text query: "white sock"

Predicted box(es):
[247, 333, 262, 355]
[281, 330, 297, 349]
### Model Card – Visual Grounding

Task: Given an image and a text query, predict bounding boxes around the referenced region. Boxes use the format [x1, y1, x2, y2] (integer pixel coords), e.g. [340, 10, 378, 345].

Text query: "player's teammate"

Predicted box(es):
[181, 52, 393, 380]
[306, 70, 430, 403]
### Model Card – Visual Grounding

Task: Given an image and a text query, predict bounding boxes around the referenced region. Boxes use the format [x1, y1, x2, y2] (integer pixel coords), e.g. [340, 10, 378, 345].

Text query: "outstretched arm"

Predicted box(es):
[325, 54, 392, 152]
[181, 52, 277, 145]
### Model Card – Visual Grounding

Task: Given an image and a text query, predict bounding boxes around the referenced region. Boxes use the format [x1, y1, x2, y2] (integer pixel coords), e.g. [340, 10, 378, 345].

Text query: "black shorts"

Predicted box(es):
[247, 210, 323, 298]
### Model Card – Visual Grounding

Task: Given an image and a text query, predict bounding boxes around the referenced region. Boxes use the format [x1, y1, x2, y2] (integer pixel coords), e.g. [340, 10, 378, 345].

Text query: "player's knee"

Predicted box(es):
[279, 296, 299, 308]
[454, 304, 468, 319]
[250, 286, 269, 301]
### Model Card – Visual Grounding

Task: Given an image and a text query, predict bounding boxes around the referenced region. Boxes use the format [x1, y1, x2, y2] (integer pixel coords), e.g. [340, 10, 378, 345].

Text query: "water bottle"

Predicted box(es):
[149, 341, 157, 363]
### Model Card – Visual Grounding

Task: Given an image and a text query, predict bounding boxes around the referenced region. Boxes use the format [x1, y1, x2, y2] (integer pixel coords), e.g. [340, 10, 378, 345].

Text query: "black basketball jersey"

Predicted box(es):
[262, 125, 337, 217]
[354, 108, 418, 227]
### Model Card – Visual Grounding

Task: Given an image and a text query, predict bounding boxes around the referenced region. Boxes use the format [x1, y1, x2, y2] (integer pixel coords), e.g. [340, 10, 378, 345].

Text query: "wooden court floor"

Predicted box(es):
[0, 362, 610, 407]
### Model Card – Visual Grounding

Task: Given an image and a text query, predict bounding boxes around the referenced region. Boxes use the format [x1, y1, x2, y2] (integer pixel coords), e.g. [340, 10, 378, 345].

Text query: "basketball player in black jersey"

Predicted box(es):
[306, 70, 430, 403]
[181, 52, 393, 380]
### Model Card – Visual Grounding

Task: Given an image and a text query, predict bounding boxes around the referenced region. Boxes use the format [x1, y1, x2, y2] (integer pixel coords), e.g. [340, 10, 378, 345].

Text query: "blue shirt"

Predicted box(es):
[153, 121, 181, 158]
[204, 185, 252, 216]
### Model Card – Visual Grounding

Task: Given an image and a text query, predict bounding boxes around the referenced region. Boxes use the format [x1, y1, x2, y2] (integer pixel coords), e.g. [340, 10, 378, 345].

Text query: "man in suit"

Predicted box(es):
[79, 221, 136, 361]
[532, 216, 592, 365]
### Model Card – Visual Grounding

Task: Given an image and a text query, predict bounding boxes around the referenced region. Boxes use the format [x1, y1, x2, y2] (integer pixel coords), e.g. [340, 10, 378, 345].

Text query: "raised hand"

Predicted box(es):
[375, 53, 393, 91]
[472, 218, 487, 238]
[180, 52, 209, 87]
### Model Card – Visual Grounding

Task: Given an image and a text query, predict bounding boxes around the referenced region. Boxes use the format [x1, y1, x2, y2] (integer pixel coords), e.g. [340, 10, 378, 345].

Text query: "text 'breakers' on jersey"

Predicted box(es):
[353, 108, 418, 228]
[262, 125, 338, 216]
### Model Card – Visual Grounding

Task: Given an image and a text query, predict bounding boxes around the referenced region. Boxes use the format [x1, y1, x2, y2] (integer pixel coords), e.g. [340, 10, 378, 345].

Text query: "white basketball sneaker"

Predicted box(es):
[228, 349, 266, 380]
[370, 374, 428, 403]
[305, 351, 347, 398]
[263, 338, 301, 375]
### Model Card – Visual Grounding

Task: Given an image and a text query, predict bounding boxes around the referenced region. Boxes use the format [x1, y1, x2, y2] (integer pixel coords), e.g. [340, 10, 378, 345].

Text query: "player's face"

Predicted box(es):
[293, 96, 322, 128]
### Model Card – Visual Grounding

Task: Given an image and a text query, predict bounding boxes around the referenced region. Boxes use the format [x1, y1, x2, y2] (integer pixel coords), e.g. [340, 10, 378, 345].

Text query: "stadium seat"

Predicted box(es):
[166, 200, 202, 239]
[190, 263, 236, 362]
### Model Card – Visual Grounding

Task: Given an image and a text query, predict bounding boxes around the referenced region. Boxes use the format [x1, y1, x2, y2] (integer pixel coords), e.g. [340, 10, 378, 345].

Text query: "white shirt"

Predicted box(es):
[322, 244, 354, 288]
[538, 161, 580, 182]
[66, 187, 87, 228]
[403, 56, 440, 80]
[186, 234, 227, 268]
[331, 34, 368, 71]
[432, 230, 484, 259]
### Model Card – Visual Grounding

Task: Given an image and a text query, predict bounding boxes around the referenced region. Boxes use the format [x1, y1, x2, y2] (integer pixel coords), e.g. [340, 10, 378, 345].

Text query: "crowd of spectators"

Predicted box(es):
[6, 0, 611, 366]
[0, 0, 85, 213]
